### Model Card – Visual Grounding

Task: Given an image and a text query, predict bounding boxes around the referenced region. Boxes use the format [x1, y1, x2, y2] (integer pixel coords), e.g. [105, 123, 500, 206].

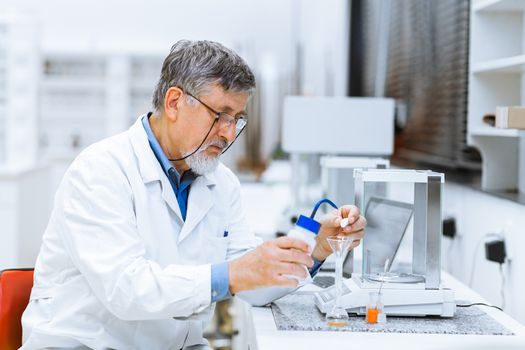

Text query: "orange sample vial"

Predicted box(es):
[366, 307, 379, 323]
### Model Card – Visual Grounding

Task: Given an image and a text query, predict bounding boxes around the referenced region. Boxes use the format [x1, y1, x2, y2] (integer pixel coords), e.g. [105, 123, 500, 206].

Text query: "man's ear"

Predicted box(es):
[164, 87, 184, 122]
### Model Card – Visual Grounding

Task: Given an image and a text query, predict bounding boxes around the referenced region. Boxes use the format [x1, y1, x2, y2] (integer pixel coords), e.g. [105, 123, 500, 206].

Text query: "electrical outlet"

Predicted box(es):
[442, 217, 456, 239]
[485, 239, 506, 264]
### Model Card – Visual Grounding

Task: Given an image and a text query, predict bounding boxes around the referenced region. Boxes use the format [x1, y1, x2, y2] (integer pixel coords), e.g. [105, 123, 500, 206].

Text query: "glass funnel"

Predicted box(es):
[326, 236, 354, 327]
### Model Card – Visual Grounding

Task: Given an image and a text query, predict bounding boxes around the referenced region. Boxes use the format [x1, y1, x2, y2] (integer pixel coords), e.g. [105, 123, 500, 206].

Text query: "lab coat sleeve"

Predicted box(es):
[223, 171, 263, 261]
[57, 154, 211, 320]
[222, 172, 297, 306]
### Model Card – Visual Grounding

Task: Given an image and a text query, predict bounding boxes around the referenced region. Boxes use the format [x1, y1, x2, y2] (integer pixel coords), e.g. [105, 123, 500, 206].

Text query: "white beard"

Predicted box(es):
[184, 139, 227, 175]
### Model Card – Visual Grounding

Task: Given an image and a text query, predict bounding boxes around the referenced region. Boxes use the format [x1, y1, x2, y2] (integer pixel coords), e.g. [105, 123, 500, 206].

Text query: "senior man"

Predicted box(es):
[21, 40, 366, 349]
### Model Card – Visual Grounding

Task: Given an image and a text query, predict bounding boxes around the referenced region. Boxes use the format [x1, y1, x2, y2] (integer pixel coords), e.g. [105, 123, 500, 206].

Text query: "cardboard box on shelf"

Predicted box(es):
[496, 106, 525, 129]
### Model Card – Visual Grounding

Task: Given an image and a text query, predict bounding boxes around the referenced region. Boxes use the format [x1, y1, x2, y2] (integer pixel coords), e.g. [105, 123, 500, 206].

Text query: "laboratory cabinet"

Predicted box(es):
[40, 53, 107, 158]
[39, 51, 163, 161]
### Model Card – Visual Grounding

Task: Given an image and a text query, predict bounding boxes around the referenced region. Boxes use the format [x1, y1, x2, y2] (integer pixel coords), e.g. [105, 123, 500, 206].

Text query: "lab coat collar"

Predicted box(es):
[129, 116, 184, 221]
[128, 115, 217, 187]
[129, 115, 164, 184]
[128, 116, 217, 233]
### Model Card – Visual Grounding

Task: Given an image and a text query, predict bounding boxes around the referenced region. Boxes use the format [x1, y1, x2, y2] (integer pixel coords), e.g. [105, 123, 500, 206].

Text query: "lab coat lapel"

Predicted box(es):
[178, 175, 215, 244]
[159, 174, 184, 222]
[128, 116, 184, 222]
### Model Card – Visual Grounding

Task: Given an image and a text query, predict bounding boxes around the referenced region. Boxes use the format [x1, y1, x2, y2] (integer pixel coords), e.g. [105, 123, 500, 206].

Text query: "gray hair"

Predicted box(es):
[152, 40, 256, 112]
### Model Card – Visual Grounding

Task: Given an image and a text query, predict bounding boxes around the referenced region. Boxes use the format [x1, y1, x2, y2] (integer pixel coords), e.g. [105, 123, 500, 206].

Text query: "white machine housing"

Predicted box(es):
[282, 96, 395, 156]
[314, 277, 456, 317]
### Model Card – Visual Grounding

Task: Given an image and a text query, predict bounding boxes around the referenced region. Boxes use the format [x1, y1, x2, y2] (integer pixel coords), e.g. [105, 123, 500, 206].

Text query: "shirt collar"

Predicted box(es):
[141, 112, 198, 186]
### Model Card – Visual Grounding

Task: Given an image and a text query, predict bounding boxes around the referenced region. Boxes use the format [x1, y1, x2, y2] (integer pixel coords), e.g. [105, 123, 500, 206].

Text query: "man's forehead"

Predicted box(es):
[205, 86, 249, 114]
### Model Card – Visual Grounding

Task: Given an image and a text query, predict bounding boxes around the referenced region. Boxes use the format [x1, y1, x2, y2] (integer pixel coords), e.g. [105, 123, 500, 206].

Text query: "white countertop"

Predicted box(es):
[243, 272, 525, 350]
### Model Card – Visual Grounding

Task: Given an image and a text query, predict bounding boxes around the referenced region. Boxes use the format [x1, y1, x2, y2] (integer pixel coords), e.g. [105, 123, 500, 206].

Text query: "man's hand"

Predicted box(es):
[228, 236, 314, 294]
[311, 205, 367, 262]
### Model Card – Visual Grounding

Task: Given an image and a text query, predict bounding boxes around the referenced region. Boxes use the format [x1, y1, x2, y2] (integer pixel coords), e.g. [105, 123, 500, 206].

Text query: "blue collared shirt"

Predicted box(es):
[142, 114, 322, 302]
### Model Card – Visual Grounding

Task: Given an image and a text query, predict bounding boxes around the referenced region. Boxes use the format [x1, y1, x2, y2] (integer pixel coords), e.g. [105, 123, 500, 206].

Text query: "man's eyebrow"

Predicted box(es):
[222, 105, 247, 116]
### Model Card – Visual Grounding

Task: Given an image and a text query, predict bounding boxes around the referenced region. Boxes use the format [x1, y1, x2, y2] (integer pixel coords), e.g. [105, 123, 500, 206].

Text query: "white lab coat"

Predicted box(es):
[21, 117, 262, 350]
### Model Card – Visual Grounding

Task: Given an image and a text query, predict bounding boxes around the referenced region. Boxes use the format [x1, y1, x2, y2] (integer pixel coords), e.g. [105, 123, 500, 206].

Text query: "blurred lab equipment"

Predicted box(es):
[315, 169, 456, 317]
[278, 96, 395, 235]
[282, 96, 395, 156]
[321, 156, 389, 207]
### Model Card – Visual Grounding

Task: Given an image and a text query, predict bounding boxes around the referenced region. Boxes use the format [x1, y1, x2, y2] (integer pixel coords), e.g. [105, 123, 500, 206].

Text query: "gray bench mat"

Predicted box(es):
[271, 294, 514, 335]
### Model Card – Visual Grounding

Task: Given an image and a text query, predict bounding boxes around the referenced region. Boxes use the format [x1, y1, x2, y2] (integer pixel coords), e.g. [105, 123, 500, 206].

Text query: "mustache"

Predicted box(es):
[200, 138, 228, 152]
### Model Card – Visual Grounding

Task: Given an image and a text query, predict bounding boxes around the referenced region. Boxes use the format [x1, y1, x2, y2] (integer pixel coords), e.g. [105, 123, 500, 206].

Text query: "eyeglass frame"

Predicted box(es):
[183, 89, 248, 132]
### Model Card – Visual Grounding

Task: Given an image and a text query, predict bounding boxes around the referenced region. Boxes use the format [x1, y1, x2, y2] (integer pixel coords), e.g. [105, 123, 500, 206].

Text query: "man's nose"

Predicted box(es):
[217, 123, 236, 143]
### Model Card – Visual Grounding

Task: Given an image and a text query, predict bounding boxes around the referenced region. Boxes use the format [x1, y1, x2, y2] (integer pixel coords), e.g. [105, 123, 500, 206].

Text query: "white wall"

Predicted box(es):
[1, 0, 291, 55]
[442, 182, 525, 324]
[0, 0, 347, 87]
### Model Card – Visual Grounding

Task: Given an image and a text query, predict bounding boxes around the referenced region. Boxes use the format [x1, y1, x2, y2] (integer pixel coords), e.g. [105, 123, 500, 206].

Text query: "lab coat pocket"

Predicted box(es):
[205, 236, 229, 264]
[22, 297, 54, 338]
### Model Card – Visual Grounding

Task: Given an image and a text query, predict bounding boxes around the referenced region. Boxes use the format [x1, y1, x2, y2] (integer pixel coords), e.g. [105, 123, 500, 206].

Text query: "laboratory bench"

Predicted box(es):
[237, 271, 525, 350]
[237, 174, 525, 349]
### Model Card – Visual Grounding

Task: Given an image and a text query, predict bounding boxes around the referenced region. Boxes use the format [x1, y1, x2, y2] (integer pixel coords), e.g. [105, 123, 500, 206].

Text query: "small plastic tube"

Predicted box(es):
[366, 291, 386, 324]
[366, 307, 379, 323]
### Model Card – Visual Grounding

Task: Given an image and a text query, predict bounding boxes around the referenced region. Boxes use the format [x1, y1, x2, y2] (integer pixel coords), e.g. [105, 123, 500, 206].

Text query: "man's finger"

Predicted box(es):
[343, 215, 367, 232]
[277, 262, 308, 279]
[273, 275, 300, 288]
[275, 236, 311, 253]
[339, 205, 360, 224]
[280, 248, 314, 268]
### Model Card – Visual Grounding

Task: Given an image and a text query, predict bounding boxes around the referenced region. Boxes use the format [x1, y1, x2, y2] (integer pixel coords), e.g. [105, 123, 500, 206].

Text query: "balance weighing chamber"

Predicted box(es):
[315, 169, 456, 317]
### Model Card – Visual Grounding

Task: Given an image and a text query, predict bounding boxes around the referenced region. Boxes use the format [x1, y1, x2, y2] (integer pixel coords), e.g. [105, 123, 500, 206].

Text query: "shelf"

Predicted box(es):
[41, 78, 106, 90]
[472, 54, 525, 73]
[40, 112, 105, 123]
[471, 126, 520, 137]
[474, 0, 525, 12]
[469, 1, 525, 193]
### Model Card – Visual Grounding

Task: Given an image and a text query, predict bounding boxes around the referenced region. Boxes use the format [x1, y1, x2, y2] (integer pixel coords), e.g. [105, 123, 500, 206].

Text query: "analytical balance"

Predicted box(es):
[315, 169, 456, 317]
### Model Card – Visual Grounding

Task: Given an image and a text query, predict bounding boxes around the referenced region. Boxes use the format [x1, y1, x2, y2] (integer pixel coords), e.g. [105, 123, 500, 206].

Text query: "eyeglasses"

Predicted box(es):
[185, 91, 247, 132]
